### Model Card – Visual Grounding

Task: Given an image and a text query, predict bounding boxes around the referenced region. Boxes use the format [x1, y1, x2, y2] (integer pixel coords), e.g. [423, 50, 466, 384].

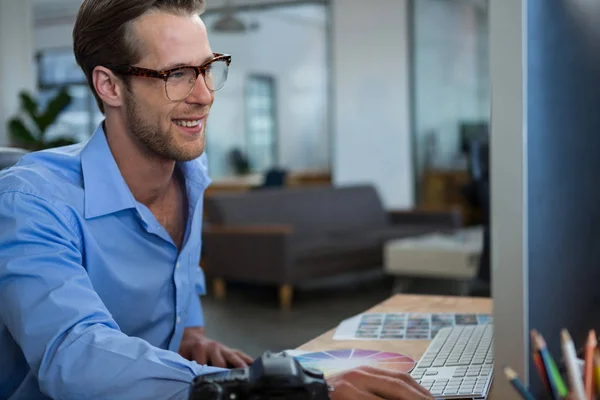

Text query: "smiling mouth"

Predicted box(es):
[173, 119, 203, 127]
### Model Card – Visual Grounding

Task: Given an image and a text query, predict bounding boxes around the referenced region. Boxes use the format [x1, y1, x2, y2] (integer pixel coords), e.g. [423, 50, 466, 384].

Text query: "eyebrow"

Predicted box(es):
[158, 55, 215, 71]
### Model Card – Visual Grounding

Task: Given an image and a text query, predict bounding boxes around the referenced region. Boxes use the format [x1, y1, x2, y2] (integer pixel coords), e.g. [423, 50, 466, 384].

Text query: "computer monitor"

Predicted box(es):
[491, 0, 600, 398]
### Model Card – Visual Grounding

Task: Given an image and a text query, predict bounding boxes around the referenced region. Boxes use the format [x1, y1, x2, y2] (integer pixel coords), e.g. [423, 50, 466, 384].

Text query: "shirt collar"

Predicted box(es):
[81, 123, 212, 220]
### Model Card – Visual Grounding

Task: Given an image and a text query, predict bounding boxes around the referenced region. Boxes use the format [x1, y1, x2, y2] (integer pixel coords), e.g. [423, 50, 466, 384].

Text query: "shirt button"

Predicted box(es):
[176, 262, 180, 270]
[177, 316, 182, 324]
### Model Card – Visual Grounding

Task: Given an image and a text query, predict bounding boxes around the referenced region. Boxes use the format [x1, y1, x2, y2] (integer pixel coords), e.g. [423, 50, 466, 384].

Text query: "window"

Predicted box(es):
[245, 74, 277, 173]
[37, 48, 103, 142]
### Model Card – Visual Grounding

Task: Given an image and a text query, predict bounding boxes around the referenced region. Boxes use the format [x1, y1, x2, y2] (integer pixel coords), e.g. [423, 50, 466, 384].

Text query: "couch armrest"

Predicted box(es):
[202, 224, 293, 284]
[388, 207, 463, 228]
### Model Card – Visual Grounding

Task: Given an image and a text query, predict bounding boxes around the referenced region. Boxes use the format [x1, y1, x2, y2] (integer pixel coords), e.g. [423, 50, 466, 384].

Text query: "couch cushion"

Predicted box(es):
[292, 235, 380, 260]
[204, 185, 389, 237]
[291, 236, 382, 281]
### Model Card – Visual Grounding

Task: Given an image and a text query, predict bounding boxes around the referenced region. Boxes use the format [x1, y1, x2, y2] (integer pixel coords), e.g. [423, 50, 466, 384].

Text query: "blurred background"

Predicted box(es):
[0, 0, 491, 356]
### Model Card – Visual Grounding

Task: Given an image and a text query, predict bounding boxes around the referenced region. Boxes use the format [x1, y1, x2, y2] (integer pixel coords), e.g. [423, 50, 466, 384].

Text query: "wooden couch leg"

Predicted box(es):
[213, 279, 226, 301]
[279, 284, 293, 310]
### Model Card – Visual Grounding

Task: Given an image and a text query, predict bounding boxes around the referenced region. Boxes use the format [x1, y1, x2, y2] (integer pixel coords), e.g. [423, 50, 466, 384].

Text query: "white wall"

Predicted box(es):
[0, 0, 36, 146]
[35, 22, 73, 50]
[331, 0, 414, 209]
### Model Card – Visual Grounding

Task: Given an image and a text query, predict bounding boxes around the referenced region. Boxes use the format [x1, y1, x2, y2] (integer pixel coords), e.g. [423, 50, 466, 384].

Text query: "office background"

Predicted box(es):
[0, 0, 491, 356]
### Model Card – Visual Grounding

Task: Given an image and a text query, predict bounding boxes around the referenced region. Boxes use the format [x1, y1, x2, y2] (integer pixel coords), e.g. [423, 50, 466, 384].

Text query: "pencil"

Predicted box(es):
[584, 330, 596, 400]
[531, 330, 553, 398]
[562, 329, 586, 400]
[594, 349, 600, 399]
[533, 330, 569, 399]
[504, 366, 536, 400]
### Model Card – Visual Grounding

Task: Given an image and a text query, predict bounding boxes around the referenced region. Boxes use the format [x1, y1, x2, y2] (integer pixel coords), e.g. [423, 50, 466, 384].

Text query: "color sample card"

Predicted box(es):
[333, 312, 492, 341]
[284, 349, 416, 378]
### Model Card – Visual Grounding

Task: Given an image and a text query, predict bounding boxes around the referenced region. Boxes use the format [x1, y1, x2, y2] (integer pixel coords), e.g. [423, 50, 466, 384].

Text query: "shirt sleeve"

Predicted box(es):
[0, 191, 224, 400]
[186, 259, 207, 327]
[185, 294, 204, 327]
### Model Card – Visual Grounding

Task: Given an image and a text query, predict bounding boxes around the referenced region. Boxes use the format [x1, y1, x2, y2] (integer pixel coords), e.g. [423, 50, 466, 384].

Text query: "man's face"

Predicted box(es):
[124, 11, 214, 162]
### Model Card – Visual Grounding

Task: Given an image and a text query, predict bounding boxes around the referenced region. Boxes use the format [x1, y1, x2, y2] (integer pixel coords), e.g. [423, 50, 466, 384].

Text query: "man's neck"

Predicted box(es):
[103, 119, 175, 207]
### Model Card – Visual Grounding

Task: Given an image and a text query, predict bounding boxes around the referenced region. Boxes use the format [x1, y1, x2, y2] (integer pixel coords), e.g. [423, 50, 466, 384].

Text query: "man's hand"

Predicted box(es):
[178, 327, 254, 368]
[327, 366, 434, 400]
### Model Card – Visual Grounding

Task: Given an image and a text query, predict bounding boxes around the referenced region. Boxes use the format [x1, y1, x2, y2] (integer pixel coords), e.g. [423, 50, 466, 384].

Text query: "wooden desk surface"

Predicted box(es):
[298, 294, 493, 362]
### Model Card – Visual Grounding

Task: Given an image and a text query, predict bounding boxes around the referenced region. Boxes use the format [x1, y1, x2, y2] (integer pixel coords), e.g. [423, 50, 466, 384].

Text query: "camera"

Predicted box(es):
[189, 351, 331, 400]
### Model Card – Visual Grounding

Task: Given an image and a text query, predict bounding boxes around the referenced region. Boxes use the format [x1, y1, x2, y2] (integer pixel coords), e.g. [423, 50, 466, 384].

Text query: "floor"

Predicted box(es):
[201, 271, 469, 358]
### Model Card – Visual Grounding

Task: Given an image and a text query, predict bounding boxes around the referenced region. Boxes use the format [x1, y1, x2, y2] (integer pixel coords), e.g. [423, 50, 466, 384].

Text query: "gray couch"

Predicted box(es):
[202, 185, 462, 308]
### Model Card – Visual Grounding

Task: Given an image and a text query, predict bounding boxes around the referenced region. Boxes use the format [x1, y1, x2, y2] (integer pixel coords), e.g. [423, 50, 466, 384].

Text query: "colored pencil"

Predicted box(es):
[584, 330, 596, 400]
[531, 330, 553, 398]
[532, 330, 569, 399]
[594, 349, 600, 399]
[562, 329, 586, 400]
[504, 366, 537, 400]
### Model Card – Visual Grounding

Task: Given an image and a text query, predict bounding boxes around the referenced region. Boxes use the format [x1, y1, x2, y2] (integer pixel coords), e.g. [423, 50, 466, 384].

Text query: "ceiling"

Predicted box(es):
[32, 0, 319, 23]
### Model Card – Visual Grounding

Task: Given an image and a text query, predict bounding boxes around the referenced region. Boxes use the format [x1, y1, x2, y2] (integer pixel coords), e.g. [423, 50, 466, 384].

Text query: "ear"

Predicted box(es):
[92, 66, 126, 109]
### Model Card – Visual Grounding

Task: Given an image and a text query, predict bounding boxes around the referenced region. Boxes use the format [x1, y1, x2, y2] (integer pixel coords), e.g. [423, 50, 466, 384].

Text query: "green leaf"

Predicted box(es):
[8, 118, 38, 149]
[19, 91, 39, 119]
[38, 87, 72, 134]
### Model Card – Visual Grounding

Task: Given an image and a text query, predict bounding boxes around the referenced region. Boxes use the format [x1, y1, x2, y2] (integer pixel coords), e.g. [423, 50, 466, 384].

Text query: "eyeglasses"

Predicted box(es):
[104, 53, 231, 101]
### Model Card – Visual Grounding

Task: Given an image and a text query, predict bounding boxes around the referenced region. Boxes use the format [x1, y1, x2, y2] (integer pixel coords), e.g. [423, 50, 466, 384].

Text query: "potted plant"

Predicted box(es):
[8, 87, 77, 151]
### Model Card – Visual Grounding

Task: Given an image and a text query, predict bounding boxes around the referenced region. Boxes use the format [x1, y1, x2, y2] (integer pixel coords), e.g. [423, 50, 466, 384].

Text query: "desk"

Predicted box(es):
[298, 294, 492, 367]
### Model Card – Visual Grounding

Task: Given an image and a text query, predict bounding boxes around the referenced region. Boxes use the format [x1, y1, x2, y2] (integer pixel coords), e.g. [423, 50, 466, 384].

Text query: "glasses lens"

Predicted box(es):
[166, 68, 197, 101]
[204, 59, 229, 91]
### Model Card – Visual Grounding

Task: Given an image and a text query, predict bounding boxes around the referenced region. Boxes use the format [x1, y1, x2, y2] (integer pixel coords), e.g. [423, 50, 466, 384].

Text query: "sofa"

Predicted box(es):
[202, 184, 462, 308]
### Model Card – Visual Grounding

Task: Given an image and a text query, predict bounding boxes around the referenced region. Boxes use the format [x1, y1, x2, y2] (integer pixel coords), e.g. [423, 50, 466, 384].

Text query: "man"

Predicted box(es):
[0, 1, 432, 399]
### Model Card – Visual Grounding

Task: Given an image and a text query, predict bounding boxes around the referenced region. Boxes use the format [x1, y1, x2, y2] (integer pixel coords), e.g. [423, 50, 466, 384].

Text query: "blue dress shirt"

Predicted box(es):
[0, 125, 224, 400]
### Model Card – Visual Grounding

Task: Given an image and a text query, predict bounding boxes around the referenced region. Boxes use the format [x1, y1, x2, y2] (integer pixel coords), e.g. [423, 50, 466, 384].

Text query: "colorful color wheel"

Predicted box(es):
[294, 349, 416, 377]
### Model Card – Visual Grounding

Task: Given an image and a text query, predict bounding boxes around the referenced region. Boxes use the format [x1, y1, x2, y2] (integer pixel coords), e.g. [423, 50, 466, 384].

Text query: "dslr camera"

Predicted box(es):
[189, 351, 331, 400]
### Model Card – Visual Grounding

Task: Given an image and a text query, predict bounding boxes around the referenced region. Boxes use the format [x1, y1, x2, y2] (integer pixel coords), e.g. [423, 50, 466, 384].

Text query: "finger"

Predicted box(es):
[191, 344, 208, 366]
[347, 369, 430, 400]
[178, 344, 192, 361]
[208, 345, 227, 368]
[360, 367, 433, 398]
[224, 351, 248, 368]
[236, 350, 255, 365]
[329, 381, 384, 400]
[365, 373, 433, 400]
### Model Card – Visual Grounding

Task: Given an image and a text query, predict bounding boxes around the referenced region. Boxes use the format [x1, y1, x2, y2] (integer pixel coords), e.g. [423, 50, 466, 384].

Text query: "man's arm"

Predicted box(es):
[0, 191, 223, 400]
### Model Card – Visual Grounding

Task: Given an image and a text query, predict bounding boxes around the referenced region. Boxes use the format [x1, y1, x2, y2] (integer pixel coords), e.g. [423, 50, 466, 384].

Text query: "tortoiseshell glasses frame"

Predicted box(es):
[104, 53, 232, 101]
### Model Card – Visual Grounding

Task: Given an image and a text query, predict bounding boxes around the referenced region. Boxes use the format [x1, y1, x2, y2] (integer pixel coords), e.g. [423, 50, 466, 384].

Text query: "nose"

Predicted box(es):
[185, 74, 213, 105]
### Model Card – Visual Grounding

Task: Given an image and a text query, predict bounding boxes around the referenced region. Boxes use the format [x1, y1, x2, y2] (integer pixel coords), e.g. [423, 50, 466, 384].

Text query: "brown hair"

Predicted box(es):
[73, 0, 206, 113]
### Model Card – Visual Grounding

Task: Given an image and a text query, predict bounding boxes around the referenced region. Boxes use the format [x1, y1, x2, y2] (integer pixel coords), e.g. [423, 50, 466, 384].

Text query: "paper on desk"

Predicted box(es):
[333, 312, 493, 341]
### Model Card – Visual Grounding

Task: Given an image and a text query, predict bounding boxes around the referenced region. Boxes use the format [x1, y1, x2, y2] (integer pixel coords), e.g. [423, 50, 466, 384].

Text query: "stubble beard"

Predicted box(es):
[124, 92, 206, 162]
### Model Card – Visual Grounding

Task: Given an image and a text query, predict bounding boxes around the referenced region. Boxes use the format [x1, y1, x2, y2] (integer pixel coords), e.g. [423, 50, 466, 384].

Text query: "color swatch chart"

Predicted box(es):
[333, 312, 493, 341]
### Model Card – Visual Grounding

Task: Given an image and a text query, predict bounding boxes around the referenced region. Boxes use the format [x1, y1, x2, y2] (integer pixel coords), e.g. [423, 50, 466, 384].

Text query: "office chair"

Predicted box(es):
[0, 147, 28, 171]
[259, 167, 287, 189]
